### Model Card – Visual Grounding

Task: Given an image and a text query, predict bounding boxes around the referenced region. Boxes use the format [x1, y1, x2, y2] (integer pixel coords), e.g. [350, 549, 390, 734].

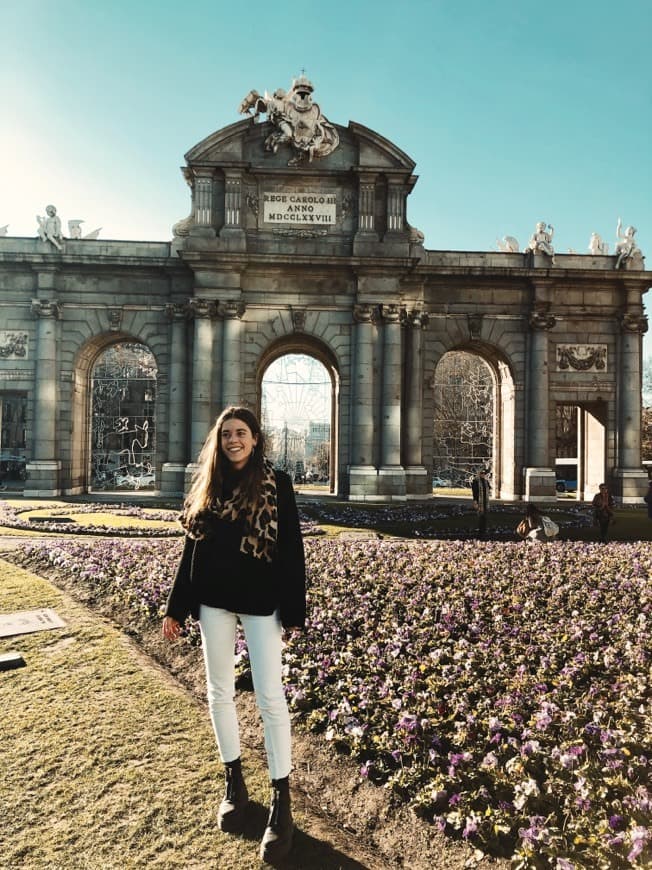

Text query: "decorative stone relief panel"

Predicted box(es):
[556, 344, 607, 372]
[0, 331, 29, 359]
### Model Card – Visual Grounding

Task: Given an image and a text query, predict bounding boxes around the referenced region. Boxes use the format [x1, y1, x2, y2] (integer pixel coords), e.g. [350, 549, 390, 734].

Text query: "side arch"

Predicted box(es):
[70, 332, 160, 493]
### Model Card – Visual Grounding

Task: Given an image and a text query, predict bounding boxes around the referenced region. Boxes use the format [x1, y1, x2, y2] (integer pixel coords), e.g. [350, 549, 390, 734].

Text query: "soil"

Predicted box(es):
[3, 540, 508, 870]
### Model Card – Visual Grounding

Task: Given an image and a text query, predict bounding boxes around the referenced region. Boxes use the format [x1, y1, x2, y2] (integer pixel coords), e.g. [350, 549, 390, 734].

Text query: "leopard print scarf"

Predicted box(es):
[181, 459, 278, 563]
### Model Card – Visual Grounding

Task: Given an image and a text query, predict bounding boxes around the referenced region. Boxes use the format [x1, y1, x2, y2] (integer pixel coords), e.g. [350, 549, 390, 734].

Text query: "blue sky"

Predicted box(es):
[2, 0, 651, 354]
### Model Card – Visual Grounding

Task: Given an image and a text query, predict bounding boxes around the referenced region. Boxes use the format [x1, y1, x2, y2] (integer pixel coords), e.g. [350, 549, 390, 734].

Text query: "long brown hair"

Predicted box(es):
[183, 406, 267, 524]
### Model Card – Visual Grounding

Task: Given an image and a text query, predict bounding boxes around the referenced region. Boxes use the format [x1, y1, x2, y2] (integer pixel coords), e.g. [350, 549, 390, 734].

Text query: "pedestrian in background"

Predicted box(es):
[471, 468, 490, 538]
[592, 482, 615, 543]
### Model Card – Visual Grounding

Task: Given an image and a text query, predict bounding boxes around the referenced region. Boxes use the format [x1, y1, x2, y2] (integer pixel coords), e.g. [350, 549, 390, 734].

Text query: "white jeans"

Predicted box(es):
[198, 605, 291, 780]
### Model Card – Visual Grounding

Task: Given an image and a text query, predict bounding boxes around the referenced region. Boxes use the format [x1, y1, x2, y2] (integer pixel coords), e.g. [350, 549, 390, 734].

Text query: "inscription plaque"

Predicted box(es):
[263, 191, 336, 226]
[0, 608, 66, 638]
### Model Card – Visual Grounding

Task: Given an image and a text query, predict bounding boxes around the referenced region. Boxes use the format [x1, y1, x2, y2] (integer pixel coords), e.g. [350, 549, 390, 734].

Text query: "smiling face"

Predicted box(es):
[220, 417, 258, 470]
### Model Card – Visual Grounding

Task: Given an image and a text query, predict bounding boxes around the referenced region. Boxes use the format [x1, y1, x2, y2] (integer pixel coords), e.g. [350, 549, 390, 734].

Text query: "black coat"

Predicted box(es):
[165, 470, 306, 629]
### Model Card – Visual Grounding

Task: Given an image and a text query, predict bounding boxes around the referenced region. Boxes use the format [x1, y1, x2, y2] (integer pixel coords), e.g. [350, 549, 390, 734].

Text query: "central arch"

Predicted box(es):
[257, 336, 340, 494]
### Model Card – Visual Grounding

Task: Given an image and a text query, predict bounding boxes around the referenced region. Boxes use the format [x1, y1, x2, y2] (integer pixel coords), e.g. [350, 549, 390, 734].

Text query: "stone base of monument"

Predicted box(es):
[348, 465, 379, 501]
[23, 460, 62, 498]
[404, 466, 430, 499]
[613, 468, 650, 504]
[523, 467, 557, 502]
[376, 467, 407, 502]
[160, 463, 187, 498]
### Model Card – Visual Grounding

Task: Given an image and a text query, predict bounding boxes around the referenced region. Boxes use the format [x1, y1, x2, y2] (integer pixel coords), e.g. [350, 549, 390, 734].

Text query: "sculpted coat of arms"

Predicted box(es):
[239, 75, 339, 167]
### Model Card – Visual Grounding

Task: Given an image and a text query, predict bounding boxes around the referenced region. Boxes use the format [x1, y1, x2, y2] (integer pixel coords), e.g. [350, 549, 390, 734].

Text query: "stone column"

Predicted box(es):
[348, 304, 378, 499]
[615, 305, 648, 501]
[403, 310, 429, 497]
[221, 301, 245, 407]
[524, 300, 557, 500]
[161, 302, 189, 495]
[378, 304, 406, 499]
[188, 299, 215, 465]
[25, 299, 61, 496]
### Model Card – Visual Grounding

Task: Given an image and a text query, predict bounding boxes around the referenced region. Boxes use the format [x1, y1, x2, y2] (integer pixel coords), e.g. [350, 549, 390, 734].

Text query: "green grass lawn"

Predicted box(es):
[1, 561, 377, 869]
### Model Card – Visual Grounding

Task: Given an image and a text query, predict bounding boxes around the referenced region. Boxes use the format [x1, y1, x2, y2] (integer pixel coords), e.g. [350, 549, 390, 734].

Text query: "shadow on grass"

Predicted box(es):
[228, 801, 373, 869]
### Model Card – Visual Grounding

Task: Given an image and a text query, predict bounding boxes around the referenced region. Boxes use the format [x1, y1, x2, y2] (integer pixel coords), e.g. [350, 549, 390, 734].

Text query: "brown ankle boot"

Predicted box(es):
[259, 777, 293, 863]
[217, 758, 249, 832]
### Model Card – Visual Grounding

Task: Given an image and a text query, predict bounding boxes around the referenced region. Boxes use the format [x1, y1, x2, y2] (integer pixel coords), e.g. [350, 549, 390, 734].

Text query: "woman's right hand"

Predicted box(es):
[162, 616, 182, 640]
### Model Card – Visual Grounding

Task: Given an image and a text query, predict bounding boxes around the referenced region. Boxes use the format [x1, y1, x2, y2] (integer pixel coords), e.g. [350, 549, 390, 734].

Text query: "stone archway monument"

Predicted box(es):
[170, 74, 650, 502]
[1, 75, 650, 500]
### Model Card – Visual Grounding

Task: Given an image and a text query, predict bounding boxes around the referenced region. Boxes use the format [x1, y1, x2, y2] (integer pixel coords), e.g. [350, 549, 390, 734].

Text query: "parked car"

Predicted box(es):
[556, 478, 577, 493]
[432, 475, 452, 487]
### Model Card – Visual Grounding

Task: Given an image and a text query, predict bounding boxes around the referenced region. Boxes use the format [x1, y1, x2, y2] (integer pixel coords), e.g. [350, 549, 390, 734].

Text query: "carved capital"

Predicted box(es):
[621, 312, 648, 334]
[31, 299, 61, 319]
[353, 303, 377, 324]
[166, 302, 190, 321]
[380, 303, 402, 324]
[529, 307, 556, 331]
[188, 298, 216, 319]
[404, 309, 429, 329]
[219, 300, 246, 320]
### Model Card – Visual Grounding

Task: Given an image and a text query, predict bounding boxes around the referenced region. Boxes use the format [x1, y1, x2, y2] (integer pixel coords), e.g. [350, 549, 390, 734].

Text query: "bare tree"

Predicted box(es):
[433, 352, 494, 482]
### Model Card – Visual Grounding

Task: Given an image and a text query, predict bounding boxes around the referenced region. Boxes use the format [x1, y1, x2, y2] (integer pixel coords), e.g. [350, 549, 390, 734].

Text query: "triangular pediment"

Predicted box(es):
[184, 118, 416, 175]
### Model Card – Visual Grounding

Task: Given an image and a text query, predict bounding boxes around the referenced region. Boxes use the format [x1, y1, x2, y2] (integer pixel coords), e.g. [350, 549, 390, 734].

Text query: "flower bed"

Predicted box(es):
[0, 501, 183, 536]
[13, 537, 650, 867]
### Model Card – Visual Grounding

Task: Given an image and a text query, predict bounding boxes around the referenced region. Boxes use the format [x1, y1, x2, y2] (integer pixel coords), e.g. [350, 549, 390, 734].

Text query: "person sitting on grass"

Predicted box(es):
[516, 503, 546, 542]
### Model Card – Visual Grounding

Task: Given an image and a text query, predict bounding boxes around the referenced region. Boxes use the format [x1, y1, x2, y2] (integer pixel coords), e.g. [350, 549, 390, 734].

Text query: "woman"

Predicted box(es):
[517, 503, 546, 542]
[592, 482, 615, 543]
[162, 406, 305, 863]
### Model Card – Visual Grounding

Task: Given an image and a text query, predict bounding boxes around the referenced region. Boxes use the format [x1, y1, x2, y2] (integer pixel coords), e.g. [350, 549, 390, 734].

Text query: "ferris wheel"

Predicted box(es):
[261, 354, 331, 428]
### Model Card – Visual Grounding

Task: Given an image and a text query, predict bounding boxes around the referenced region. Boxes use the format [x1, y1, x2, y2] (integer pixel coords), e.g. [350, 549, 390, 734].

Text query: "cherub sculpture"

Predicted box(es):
[239, 75, 339, 166]
[497, 235, 519, 252]
[614, 219, 643, 269]
[527, 221, 555, 262]
[37, 205, 64, 250]
[589, 232, 608, 255]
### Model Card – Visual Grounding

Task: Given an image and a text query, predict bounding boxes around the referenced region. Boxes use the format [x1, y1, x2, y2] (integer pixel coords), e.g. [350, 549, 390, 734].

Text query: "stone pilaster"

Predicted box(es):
[161, 302, 189, 495]
[524, 294, 557, 501]
[25, 299, 62, 495]
[614, 306, 649, 501]
[353, 174, 379, 256]
[188, 299, 216, 463]
[386, 181, 405, 233]
[220, 300, 245, 407]
[378, 304, 406, 499]
[219, 171, 247, 250]
[348, 303, 378, 499]
[190, 170, 216, 237]
[403, 309, 430, 497]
